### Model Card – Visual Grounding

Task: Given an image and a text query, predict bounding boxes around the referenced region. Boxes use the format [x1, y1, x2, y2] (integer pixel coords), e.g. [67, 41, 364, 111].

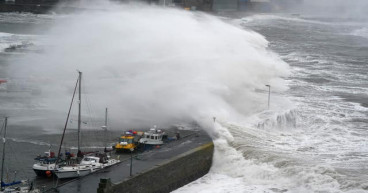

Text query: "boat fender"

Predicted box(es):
[45, 170, 52, 178]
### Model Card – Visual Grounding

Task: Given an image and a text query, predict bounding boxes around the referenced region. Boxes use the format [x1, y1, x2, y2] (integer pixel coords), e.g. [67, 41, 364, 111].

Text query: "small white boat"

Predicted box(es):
[54, 153, 120, 179]
[32, 150, 58, 177]
[139, 126, 166, 146]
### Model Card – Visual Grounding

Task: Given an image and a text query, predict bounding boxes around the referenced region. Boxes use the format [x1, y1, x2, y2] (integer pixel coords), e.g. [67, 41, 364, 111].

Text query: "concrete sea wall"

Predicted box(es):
[98, 142, 214, 193]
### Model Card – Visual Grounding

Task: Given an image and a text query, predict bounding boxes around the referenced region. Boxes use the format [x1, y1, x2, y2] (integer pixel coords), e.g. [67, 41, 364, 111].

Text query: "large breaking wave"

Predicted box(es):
[8, 3, 290, 130]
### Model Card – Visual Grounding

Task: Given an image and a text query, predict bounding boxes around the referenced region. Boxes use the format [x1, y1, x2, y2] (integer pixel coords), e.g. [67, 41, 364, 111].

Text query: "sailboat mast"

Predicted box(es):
[1, 117, 8, 191]
[102, 108, 108, 151]
[105, 108, 108, 129]
[105, 108, 108, 150]
[78, 71, 82, 153]
[55, 74, 79, 183]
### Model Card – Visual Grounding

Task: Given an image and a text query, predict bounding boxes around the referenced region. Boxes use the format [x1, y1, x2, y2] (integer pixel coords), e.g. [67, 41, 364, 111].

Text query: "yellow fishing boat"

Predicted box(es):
[115, 130, 143, 153]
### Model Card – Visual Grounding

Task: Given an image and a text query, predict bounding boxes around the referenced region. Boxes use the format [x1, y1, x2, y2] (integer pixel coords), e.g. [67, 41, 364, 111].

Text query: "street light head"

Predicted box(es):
[265, 85, 270, 87]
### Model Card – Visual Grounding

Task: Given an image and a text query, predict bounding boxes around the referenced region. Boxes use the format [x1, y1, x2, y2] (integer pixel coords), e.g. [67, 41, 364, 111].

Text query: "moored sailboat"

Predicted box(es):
[54, 71, 120, 179]
[1, 117, 40, 193]
[31, 72, 82, 178]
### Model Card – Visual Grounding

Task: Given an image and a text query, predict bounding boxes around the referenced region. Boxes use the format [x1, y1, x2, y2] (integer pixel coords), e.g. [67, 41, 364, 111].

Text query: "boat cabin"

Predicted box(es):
[80, 156, 100, 165]
[139, 128, 166, 145]
[115, 131, 142, 152]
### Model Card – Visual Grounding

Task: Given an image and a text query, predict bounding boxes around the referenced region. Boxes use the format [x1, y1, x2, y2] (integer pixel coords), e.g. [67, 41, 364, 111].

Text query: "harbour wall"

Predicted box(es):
[97, 142, 214, 193]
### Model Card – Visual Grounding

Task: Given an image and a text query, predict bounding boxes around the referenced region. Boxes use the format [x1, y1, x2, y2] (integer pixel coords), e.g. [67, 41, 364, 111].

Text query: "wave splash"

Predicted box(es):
[8, 3, 289, 130]
[4, 4, 301, 192]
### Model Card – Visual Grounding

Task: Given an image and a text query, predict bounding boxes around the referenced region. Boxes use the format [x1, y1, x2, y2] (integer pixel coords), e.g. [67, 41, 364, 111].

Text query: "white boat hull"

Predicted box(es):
[55, 159, 120, 179]
[55, 166, 94, 179]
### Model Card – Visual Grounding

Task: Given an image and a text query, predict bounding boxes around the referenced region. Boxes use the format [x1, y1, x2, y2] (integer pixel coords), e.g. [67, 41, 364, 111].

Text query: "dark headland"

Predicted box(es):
[0, 0, 303, 14]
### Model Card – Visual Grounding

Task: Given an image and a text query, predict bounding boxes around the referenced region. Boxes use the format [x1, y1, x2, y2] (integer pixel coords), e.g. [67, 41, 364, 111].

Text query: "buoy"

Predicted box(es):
[45, 170, 52, 177]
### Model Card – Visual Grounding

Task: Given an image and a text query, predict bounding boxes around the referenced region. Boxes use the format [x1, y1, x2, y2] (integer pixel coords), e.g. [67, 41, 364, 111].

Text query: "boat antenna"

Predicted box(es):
[77, 71, 82, 156]
[0, 117, 8, 191]
[55, 75, 79, 168]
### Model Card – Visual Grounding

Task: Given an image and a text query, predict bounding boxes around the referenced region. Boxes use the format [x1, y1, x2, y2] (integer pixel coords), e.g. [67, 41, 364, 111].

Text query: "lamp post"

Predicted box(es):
[129, 148, 134, 176]
[265, 85, 271, 109]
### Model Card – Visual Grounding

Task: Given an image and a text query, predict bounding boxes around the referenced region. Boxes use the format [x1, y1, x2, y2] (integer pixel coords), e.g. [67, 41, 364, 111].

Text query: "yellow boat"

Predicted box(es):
[115, 131, 142, 153]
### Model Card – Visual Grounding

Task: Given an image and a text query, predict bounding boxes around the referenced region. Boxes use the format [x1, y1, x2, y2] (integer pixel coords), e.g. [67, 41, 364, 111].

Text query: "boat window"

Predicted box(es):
[119, 138, 128, 143]
[83, 157, 96, 162]
[151, 136, 154, 139]
[155, 136, 157, 140]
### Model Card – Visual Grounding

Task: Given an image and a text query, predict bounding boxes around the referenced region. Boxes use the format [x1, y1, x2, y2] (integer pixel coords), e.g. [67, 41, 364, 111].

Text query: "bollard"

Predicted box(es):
[97, 178, 112, 193]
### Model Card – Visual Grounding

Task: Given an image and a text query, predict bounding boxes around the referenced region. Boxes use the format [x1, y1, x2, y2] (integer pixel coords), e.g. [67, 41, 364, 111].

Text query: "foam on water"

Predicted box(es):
[0, 32, 37, 53]
[175, 105, 368, 192]
[240, 14, 335, 26]
[176, 123, 347, 193]
[351, 27, 368, 39]
[0, 32, 13, 37]
[8, 137, 51, 147]
[0, 32, 15, 52]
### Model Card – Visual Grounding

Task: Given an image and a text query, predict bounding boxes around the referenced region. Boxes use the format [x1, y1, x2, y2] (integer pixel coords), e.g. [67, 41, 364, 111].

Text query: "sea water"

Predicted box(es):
[175, 13, 368, 193]
[0, 2, 367, 193]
